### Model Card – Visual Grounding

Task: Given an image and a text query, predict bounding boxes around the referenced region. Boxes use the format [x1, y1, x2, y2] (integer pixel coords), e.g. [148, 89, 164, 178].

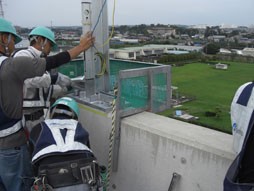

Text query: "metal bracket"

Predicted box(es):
[168, 172, 181, 191]
[80, 165, 95, 185]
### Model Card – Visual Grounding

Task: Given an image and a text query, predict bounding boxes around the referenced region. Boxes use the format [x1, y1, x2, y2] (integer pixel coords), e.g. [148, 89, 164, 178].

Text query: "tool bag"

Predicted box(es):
[37, 157, 100, 188]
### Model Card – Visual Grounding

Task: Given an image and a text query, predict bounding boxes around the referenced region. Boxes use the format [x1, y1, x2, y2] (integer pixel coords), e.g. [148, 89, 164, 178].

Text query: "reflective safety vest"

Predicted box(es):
[0, 56, 23, 137]
[23, 86, 52, 109]
[31, 119, 92, 163]
[224, 82, 254, 191]
[231, 82, 254, 153]
[13, 48, 52, 110]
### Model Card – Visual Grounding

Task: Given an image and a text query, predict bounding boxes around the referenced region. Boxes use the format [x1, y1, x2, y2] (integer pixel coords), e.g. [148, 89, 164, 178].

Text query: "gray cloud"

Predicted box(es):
[4, 0, 254, 27]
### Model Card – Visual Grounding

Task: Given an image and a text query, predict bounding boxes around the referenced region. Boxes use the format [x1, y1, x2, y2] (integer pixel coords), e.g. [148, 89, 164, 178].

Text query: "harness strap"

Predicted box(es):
[0, 56, 7, 65]
[0, 119, 23, 138]
[23, 86, 50, 108]
[0, 56, 24, 138]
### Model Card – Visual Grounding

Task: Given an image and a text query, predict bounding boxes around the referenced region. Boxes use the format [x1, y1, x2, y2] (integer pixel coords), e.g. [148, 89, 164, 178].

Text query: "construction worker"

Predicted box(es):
[29, 97, 100, 191]
[224, 82, 254, 190]
[13, 26, 72, 133]
[0, 17, 95, 191]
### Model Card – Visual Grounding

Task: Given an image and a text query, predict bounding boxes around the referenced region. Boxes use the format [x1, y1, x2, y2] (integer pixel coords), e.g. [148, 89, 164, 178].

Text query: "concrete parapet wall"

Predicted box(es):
[111, 112, 235, 191]
[78, 102, 235, 191]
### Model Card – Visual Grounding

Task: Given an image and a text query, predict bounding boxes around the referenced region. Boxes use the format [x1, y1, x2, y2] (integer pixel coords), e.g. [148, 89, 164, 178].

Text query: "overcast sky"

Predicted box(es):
[4, 0, 254, 28]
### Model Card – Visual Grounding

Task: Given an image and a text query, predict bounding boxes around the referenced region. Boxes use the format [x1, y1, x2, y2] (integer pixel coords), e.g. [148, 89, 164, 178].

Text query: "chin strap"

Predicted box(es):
[29, 36, 48, 58]
[0, 33, 12, 56]
[40, 38, 48, 58]
[50, 107, 75, 119]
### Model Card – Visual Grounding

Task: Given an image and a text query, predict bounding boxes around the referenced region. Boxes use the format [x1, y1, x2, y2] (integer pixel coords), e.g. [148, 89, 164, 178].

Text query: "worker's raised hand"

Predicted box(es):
[80, 32, 95, 51]
[68, 31, 95, 59]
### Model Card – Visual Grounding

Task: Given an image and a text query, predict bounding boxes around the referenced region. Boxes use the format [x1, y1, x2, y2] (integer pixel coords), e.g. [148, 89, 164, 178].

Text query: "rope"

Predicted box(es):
[105, 88, 118, 191]
[95, 52, 107, 77]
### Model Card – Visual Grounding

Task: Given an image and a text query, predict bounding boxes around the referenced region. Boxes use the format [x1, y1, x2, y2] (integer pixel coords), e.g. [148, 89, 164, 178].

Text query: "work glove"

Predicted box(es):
[56, 73, 72, 89]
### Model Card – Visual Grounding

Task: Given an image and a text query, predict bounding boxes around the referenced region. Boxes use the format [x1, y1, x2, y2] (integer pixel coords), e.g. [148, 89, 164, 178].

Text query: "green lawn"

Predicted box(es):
[159, 61, 254, 134]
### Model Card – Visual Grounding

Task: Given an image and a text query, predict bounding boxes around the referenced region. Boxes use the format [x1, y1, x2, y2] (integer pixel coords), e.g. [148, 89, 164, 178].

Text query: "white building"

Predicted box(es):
[242, 48, 254, 57]
[215, 63, 228, 70]
[109, 44, 202, 60]
[147, 27, 176, 38]
[219, 48, 231, 54]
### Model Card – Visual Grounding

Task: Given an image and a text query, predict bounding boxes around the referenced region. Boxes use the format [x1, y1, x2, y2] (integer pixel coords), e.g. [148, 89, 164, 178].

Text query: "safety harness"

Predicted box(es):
[30, 119, 101, 190]
[23, 86, 51, 109]
[13, 48, 52, 110]
[0, 56, 23, 137]
[31, 119, 92, 162]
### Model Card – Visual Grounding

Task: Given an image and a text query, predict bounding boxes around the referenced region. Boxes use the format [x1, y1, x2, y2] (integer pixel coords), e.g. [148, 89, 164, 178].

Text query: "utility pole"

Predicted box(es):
[0, 0, 4, 18]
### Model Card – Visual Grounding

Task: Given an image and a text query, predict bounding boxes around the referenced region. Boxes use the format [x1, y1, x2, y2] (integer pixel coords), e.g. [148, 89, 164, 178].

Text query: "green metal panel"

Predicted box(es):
[58, 59, 154, 78]
[109, 59, 153, 76]
[57, 59, 84, 78]
[58, 59, 158, 90]
[119, 75, 149, 110]
[152, 73, 168, 112]
[109, 59, 156, 90]
[57, 59, 171, 113]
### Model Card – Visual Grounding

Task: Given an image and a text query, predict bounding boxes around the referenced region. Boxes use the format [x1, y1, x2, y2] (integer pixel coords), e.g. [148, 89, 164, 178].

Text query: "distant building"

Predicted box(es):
[215, 63, 228, 70]
[166, 50, 189, 55]
[208, 35, 226, 42]
[238, 38, 254, 44]
[56, 31, 80, 40]
[15, 39, 29, 49]
[147, 27, 176, 38]
[231, 49, 243, 55]
[219, 48, 231, 54]
[180, 34, 190, 39]
[242, 48, 254, 57]
[119, 38, 139, 44]
[109, 44, 202, 60]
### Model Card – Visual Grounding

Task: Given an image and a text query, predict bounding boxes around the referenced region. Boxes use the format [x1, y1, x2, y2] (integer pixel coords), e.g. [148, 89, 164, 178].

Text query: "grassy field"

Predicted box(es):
[158, 61, 254, 134]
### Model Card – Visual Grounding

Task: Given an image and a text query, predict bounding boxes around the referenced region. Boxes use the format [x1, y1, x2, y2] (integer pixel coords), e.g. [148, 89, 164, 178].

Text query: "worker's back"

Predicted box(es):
[29, 97, 101, 191]
[224, 82, 254, 190]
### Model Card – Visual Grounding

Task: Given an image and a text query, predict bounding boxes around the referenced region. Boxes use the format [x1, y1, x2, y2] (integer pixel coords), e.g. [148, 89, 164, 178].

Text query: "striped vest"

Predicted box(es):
[231, 82, 254, 153]
[31, 119, 92, 163]
[0, 56, 23, 137]
[224, 82, 254, 190]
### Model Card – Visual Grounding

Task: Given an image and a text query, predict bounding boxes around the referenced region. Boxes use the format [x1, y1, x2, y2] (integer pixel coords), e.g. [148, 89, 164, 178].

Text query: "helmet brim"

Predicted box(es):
[14, 34, 22, 44]
[50, 41, 58, 51]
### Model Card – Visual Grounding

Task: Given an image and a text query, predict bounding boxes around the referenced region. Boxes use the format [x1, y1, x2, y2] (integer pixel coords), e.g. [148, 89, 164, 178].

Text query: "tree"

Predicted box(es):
[203, 43, 220, 54]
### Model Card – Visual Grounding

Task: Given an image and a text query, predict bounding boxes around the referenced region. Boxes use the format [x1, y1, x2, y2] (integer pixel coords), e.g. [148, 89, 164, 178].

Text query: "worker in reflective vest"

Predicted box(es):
[0, 17, 95, 191]
[30, 97, 100, 191]
[13, 26, 72, 133]
[224, 82, 254, 190]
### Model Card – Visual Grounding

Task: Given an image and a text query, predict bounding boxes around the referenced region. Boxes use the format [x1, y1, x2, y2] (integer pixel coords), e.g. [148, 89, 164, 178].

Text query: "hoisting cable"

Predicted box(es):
[105, 87, 118, 191]
[92, 0, 107, 34]
[91, 0, 116, 44]
[90, 0, 116, 78]
[100, 0, 116, 47]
